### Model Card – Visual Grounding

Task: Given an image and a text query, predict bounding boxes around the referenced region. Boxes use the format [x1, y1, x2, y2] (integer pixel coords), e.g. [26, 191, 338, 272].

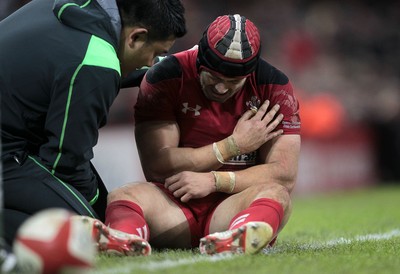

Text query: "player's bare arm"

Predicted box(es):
[135, 99, 283, 182]
[135, 121, 218, 181]
[233, 134, 300, 193]
[163, 134, 300, 202]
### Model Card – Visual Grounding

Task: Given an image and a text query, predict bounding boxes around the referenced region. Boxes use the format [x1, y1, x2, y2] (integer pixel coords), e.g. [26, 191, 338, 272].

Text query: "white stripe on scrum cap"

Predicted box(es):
[225, 14, 244, 60]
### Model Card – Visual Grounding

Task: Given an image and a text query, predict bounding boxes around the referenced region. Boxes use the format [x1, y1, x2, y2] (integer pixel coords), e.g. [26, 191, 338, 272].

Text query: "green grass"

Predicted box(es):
[91, 185, 400, 274]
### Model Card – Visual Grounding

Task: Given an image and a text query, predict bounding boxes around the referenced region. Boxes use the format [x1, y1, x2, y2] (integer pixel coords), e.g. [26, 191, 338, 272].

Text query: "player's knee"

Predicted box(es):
[107, 182, 151, 204]
[254, 183, 291, 208]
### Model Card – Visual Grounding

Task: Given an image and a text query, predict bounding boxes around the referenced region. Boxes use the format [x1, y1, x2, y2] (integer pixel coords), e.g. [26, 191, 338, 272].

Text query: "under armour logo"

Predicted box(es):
[182, 102, 201, 116]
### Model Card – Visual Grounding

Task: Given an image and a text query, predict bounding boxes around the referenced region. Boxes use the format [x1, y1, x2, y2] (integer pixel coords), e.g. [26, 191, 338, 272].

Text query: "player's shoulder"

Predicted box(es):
[255, 59, 289, 86]
[145, 55, 182, 84]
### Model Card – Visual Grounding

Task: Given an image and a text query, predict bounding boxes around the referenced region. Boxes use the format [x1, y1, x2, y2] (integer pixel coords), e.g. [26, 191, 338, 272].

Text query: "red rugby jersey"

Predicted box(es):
[135, 48, 300, 171]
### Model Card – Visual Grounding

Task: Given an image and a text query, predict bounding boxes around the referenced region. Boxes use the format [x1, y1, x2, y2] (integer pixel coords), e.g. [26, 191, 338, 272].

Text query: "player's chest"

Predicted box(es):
[175, 89, 263, 139]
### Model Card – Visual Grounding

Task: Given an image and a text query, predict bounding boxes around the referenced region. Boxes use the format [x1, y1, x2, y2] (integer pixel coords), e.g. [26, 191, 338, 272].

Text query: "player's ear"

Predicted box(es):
[127, 28, 148, 49]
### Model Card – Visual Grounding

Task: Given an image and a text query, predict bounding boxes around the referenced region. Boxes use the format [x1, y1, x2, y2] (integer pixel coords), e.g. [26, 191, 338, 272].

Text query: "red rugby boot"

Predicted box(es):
[73, 216, 151, 256]
[199, 222, 273, 255]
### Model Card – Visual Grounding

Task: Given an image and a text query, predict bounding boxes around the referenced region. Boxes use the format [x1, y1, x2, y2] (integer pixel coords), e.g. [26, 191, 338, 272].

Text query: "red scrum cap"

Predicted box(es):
[197, 14, 261, 77]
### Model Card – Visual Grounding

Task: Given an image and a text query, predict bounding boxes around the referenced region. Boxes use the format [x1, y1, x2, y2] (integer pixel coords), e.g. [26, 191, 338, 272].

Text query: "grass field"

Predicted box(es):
[91, 185, 400, 274]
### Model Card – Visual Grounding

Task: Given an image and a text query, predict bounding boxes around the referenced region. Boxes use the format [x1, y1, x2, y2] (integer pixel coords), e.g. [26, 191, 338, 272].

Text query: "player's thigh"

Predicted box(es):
[108, 182, 191, 248]
[3, 209, 30, 246]
[3, 158, 97, 218]
[208, 188, 256, 233]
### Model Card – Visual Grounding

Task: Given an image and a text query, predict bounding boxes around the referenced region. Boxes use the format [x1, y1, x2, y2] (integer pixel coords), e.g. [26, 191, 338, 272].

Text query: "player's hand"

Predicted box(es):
[232, 100, 283, 154]
[164, 171, 215, 203]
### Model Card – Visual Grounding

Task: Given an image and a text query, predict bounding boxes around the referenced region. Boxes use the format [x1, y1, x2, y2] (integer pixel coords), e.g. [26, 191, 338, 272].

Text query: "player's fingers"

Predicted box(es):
[168, 183, 183, 193]
[261, 104, 280, 123]
[240, 108, 257, 120]
[164, 174, 179, 189]
[252, 100, 271, 120]
[180, 193, 192, 203]
[265, 129, 284, 142]
[172, 187, 185, 198]
[266, 113, 284, 132]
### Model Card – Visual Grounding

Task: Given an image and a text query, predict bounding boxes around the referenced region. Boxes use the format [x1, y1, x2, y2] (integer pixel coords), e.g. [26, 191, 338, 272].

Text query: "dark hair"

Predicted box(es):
[116, 0, 186, 41]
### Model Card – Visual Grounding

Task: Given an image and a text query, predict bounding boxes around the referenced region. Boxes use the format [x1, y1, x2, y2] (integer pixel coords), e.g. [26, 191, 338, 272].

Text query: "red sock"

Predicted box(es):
[228, 198, 284, 235]
[105, 200, 150, 241]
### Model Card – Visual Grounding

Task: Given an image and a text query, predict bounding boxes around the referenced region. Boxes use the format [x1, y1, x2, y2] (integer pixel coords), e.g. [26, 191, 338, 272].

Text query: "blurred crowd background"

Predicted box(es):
[1, 0, 399, 186]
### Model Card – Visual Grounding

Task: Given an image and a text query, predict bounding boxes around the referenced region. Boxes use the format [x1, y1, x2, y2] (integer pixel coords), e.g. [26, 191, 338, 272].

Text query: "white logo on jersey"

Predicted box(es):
[182, 102, 201, 116]
[136, 224, 149, 240]
[229, 214, 250, 229]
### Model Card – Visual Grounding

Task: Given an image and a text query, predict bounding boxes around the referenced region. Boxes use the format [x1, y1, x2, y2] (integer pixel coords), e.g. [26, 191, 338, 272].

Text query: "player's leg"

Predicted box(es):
[3, 156, 145, 256]
[3, 181, 98, 246]
[2, 209, 30, 249]
[4, 154, 99, 211]
[107, 182, 192, 249]
[200, 183, 291, 255]
[5, 176, 150, 257]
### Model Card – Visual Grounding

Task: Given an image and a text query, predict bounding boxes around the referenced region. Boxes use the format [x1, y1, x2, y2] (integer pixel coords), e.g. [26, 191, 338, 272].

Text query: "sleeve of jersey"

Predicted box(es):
[134, 57, 182, 124]
[270, 80, 301, 135]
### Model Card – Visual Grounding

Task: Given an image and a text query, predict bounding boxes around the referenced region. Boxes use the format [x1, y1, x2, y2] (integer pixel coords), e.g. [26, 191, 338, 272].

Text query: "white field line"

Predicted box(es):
[93, 229, 400, 273]
[267, 228, 400, 254]
[92, 254, 234, 274]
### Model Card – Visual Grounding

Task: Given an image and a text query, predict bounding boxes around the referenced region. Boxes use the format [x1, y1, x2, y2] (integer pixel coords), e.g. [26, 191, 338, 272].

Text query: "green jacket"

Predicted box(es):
[0, 0, 121, 198]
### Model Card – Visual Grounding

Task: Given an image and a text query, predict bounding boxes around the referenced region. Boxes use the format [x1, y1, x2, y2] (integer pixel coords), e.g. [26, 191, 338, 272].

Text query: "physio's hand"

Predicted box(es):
[164, 171, 215, 203]
[232, 100, 283, 154]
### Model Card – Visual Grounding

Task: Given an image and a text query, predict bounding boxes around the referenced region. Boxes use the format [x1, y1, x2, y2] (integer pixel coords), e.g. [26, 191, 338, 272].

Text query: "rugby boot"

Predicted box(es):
[199, 222, 273, 255]
[73, 215, 151, 256]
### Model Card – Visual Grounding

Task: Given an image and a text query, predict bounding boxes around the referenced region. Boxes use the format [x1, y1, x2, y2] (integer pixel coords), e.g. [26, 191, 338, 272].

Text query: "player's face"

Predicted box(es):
[199, 70, 247, 103]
